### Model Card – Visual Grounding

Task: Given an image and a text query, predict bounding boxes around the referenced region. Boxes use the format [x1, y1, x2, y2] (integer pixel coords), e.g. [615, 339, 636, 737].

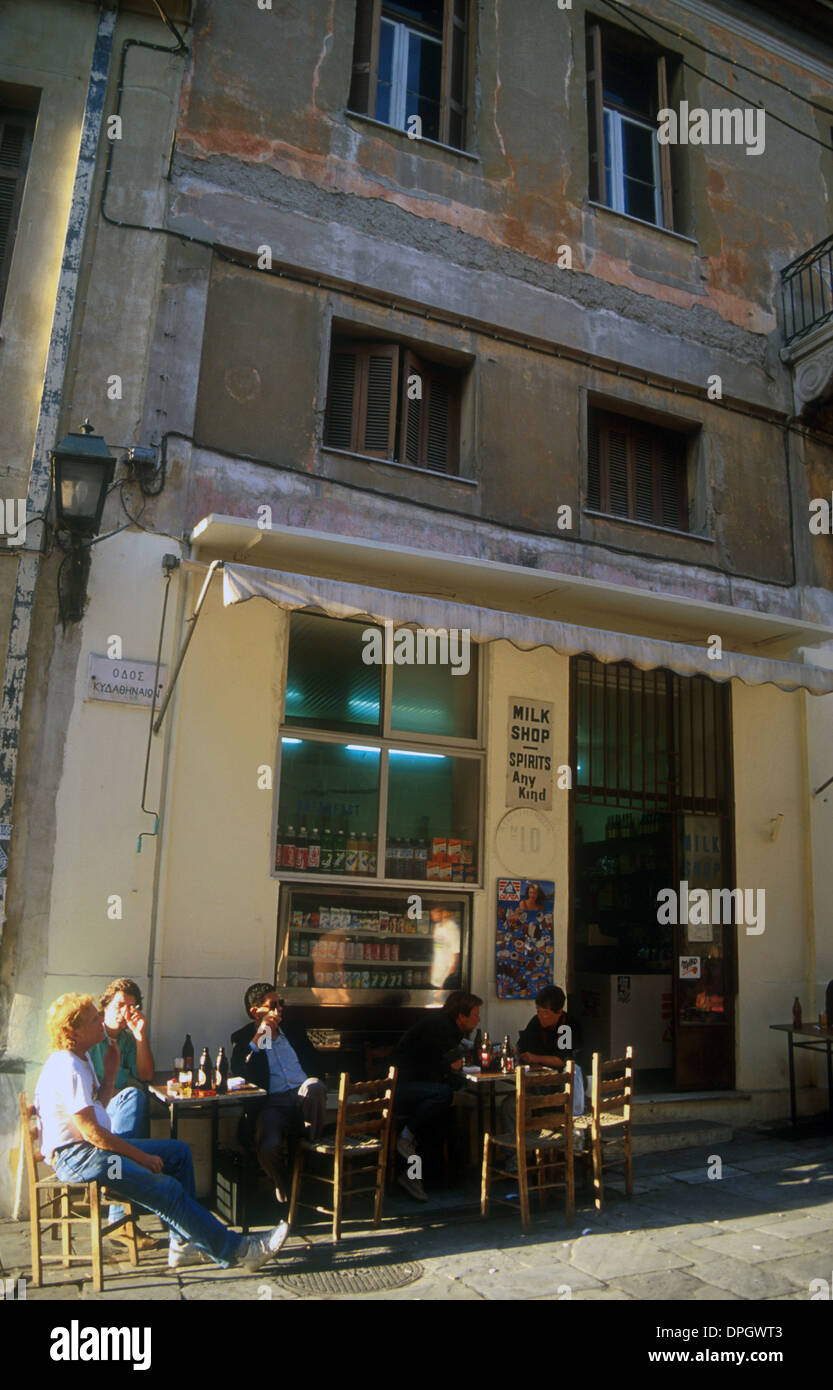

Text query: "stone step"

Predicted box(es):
[630, 1118, 734, 1155]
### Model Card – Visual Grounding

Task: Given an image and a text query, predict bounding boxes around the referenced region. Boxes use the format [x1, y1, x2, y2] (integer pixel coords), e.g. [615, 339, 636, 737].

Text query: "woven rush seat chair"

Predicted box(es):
[288, 1067, 396, 1243]
[573, 1046, 634, 1210]
[19, 1093, 142, 1292]
[481, 1062, 575, 1232]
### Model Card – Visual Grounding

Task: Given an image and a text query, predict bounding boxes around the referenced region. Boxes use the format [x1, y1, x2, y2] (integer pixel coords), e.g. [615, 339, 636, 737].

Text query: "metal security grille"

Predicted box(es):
[573, 657, 729, 814]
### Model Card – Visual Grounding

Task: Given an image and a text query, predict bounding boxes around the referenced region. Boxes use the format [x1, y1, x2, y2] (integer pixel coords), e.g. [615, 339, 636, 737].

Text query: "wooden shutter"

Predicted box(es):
[586, 25, 605, 204]
[348, 0, 382, 115]
[440, 0, 468, 149]
[592, 411, 688, 530]
[361, 342, 399, 456]
[656, 55, 674, 230]
[587, 411, 601, 510]
[400, 350, 458, 473]
[0, 111, 34, 313]
[324, 343, 361, 450]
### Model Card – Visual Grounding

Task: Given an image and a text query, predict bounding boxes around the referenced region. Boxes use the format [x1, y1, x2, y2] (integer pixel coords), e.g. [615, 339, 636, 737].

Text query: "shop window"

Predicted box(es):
[276, 613, 481, 882]
[349, 1, 469, 150]
[0, 106, 36, 315]
[324, 337, 461, 475]
[587, 408, 689, 532]
[586, 21, 675, 229]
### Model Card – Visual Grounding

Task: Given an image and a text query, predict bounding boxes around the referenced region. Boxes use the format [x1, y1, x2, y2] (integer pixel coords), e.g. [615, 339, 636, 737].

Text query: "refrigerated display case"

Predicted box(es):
[277, 883, 471, 1009]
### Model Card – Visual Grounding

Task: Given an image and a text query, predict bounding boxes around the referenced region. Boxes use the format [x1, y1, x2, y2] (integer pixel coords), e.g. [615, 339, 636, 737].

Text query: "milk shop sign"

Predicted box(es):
[87, 654, 167, 707]
[506, 697, 553, 808]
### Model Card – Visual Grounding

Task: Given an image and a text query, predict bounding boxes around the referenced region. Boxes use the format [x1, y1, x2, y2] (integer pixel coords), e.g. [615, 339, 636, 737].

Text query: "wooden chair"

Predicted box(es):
[481, 1063, 574, 1233]
[574, 1047, 634, 1210]
[19, 1093, 141, 1292]
[288, 1067, 397, 1243]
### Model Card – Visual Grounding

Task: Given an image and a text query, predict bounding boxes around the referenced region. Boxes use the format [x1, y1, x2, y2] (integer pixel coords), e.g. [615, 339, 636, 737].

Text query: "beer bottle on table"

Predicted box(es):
[502, 1035, 515, 1074]
[308, 827, 321, 872]
[182, 1034, 194, 1072]
[215, 1047, 229, 1095]
[282, 825, 296, 870]
[480, 1032, 492, 1071]
[196, 1047, 212, 1093]
[472, 1028, 482, 1060]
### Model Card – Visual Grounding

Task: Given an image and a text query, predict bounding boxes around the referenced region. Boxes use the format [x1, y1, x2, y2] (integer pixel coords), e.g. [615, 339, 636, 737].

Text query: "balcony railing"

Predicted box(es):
[782, 233, 833, 346]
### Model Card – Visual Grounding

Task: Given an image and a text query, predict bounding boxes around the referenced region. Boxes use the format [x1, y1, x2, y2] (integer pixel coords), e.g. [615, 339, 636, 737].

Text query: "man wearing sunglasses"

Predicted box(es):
[230, 984, 327, 1205]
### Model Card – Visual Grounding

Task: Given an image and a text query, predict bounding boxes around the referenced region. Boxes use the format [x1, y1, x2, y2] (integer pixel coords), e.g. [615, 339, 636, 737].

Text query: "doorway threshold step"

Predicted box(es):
[630, 1118, 734, 1155]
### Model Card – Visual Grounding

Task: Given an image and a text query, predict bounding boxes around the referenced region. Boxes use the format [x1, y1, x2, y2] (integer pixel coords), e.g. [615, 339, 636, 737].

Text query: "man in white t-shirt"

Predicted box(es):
[33, 992, 293, 1273]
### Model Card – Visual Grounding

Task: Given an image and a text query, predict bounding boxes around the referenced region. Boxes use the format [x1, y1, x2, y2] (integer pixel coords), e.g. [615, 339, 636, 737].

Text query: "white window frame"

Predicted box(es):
[604, 107, 662, 226]
[379, 15, 443, 135]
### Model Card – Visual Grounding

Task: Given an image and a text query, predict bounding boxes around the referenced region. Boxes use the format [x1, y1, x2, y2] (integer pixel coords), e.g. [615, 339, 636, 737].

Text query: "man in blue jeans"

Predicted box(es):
[34, 993, 291, 1272]
[391, 990, 482, 1202]
[88, 978, 156, 1247]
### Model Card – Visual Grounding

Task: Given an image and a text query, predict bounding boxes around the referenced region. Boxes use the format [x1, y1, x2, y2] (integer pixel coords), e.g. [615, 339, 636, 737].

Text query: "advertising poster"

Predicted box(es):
[496, 877, 554, 998]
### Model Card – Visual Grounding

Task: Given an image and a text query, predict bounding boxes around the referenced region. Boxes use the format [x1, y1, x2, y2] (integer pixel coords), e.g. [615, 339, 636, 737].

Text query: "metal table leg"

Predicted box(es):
[788, 1032, 796, 1129]
[827, 1039, 833, 1131]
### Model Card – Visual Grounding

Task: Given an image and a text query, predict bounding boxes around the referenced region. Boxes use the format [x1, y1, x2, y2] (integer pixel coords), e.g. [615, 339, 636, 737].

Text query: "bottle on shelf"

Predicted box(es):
[400, 838, 413, 880]
[358, 830, 370, 875]
[415, 838, 427, 879]
[195, 1046, 212, 1093]
[182, 1033, 194, 1072]
[308, 827, 321, 872]
[282, 826, 296, 870]
[332, 829, 346, 873]
[345, 828, 359, 874]
[319, 826, 333, 874]
[366, 833, 377, 876]
[214, 1046, 229, 1095]
[274, 826, 283, 871]
[296, 826, 309, 872]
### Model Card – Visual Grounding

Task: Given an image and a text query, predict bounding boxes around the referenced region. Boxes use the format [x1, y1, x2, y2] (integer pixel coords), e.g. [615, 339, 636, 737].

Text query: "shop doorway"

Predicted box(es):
[570, 658, 735, 1091]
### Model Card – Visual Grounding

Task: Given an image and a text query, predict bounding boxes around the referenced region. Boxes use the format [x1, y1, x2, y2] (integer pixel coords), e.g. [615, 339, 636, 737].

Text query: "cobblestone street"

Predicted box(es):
[3, 1128, 832, 1304]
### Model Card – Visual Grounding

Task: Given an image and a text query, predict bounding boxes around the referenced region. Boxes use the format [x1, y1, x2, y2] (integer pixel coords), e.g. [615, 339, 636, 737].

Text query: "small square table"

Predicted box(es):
[769, 1022, 833, 1130]
[148, 1082, 267, 1193]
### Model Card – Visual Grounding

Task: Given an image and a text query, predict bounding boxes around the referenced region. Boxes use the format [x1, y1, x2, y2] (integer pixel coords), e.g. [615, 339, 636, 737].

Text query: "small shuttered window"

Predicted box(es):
[588, 409, 689, 531]
[349, 0, 469, 151]
[325, 337, 460, 474]
[0, 110, 35, 314]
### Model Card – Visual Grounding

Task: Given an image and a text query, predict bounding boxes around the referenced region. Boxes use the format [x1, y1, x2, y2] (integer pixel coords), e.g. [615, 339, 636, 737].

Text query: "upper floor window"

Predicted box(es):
[587, 408, 689, 532]
[0, 107, 36, 315]
[586, 22, 674, 230]
[349, 1, 469, 150]
[324, 335, 461, 475]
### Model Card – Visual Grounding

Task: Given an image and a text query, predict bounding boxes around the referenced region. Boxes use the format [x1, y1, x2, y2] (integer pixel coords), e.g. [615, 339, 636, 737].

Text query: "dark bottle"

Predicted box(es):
[182, 1034, 194, 1071]
[332, 829, 346, 874]
[296, 826, 309, 872]
[214, 1046, 229, 1095]
[826, 979, 833, 1027]
[282, 825, 296, 871]
[308, 826, 321, 872]
[479, 1031, 492, 1071]
[196, 1046, 212, 1092]
[472, 1028, 482, 1056]
[501, 1034, 515, 1074]
[792, 996, 802, 1028]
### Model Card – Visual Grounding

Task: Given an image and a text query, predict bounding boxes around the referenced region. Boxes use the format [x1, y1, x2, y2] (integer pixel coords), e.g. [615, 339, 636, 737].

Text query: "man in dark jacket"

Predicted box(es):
[230, 984, 326, 1204]
[517, 984, 582, 1068]
[390, 990, 482, 1202]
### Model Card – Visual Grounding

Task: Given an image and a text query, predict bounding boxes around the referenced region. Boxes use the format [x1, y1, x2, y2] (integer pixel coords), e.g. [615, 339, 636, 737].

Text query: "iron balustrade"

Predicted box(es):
[782, 233, 833, 346]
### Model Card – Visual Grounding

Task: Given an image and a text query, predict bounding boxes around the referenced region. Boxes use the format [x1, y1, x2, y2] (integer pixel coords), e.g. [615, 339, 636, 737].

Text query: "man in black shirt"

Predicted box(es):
[391, 990, 482, 1202]
[517, 985, 582, 1069]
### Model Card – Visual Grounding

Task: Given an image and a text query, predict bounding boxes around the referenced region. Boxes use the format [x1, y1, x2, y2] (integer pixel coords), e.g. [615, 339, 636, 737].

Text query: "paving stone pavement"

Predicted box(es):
[2, 1130, 832, 1302]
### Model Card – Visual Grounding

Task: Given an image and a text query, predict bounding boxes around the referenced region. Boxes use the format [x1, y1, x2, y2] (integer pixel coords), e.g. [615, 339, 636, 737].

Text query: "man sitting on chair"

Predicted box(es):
[34, 993, 291, 1272]
[230, 984, 327, 1205]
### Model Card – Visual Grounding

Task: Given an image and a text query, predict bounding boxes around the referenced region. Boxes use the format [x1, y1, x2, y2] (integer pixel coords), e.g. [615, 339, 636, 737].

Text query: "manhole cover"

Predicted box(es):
[276, 1261, 423, 1296]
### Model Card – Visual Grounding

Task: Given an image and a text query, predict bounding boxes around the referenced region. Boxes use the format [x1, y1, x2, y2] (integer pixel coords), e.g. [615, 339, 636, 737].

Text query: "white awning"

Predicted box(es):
[222, 562, 833, 695]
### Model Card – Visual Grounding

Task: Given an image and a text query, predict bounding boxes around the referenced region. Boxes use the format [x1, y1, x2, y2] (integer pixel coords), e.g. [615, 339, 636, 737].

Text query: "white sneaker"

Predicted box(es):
[236, 1220, 290, 1272]
[167, 1239, 208, 1269]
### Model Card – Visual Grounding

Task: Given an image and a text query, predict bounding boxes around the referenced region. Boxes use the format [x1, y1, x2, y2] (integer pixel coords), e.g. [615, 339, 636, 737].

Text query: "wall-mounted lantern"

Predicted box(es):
[50, 419, 115, 623]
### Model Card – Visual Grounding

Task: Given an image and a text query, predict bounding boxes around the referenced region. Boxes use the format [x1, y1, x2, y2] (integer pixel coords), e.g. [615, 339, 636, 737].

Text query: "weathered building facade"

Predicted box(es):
[2, 0, 833, 1210]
